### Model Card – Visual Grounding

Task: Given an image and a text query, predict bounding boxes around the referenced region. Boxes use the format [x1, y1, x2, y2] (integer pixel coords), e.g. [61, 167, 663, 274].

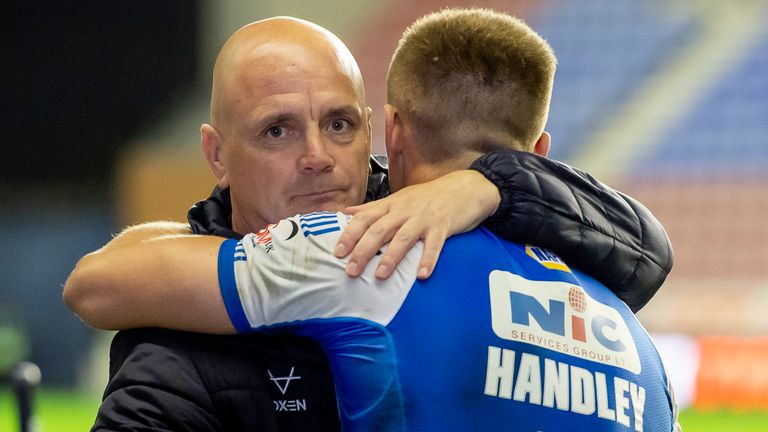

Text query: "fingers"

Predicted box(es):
[371, 222, 423, 280]
[364, 222, 447, 280]
[415, 229, 447, 279]
[344, 215, 401, 278]
[337, 170, 495, 281]
[335, 203, 388, 258]
[340, 204, 365, 216]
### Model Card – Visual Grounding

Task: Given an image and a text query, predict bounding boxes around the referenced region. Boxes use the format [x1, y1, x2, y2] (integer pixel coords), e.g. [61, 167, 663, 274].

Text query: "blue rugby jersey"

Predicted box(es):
[218, 212, 679, 431]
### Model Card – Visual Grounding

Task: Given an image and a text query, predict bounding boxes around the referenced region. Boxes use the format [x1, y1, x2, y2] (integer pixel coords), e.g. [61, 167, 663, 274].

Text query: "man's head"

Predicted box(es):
[201, 17, 372, 234]
[384, 8, 556, 191]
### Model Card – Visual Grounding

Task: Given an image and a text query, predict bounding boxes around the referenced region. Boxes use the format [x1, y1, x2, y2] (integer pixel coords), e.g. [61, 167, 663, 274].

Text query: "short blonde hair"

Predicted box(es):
[387, 8, 556, 162]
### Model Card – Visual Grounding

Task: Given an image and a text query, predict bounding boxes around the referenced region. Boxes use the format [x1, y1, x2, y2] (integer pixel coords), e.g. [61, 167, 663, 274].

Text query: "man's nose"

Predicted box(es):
[299, 131, 334, 173]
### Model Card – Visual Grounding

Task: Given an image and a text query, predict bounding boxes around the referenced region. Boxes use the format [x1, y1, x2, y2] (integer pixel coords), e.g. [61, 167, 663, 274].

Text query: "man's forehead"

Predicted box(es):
[242, 91, 364, 129]
[236, 42, 348, 85]
[221, 43, 361, 119]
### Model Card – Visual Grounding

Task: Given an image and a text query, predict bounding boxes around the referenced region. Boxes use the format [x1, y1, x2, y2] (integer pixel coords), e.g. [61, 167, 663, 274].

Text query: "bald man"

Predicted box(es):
[203, 18, 372, 235]
[66, 16, 672, 431]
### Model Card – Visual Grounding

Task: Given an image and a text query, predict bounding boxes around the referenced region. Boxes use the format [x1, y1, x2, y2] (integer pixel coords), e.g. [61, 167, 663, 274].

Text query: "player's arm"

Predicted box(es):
[220, 214, 413, 332]
[64, 214, 403, 334]
[63, 222, 234, 333]
[338, 149, 673, 312]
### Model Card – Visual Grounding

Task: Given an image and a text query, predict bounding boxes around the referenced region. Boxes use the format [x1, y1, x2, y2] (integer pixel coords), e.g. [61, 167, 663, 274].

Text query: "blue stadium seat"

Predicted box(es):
[530, 0, 695, 161]
[632, 26, 768, 179]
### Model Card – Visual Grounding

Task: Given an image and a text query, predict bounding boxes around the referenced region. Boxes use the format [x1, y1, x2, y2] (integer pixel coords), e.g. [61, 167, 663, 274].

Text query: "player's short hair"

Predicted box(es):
[387, 8, 556, 162]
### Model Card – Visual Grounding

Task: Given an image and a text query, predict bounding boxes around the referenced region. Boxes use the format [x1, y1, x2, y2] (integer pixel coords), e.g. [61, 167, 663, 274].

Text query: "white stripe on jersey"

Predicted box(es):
[233, 212, 423, 328]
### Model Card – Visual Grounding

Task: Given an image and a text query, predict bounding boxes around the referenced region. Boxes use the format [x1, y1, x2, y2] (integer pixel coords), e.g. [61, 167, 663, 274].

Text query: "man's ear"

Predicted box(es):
[384, 104, 402, 163]
[533, 131, 551, 157]
[201, 124, 229, 189]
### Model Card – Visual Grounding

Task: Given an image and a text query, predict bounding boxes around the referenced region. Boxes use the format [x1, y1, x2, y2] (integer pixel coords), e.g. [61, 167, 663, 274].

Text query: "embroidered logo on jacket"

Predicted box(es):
[268, 367, 308, 412]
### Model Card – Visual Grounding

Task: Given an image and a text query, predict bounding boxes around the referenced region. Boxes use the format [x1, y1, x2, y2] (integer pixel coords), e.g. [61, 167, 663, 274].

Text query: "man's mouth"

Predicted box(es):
[294, 189, 344, 200]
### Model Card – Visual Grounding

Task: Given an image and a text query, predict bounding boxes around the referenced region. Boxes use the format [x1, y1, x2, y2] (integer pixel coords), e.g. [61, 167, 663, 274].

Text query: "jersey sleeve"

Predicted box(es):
[217, 212, 422, 333]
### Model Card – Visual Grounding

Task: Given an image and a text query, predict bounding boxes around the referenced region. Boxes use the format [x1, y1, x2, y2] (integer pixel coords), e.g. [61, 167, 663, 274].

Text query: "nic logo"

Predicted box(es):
[489, 270, 641, 374]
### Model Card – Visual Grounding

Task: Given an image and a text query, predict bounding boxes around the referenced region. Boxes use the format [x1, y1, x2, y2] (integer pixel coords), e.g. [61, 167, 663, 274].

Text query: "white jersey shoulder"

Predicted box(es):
[233, 212, 422, 328]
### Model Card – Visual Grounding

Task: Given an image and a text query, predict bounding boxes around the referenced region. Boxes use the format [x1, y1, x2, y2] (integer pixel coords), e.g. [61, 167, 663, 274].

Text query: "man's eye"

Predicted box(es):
[329, 119, 351, 133]
[266, 126, 286, 138]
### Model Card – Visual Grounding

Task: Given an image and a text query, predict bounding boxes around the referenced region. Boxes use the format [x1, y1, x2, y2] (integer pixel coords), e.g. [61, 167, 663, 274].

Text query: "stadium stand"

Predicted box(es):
[633, 22, 768, 178]
[532, 0, 696, 161]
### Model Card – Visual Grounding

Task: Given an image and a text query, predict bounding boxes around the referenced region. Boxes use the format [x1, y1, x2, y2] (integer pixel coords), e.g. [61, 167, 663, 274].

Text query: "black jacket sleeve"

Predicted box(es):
[469, 149, 673, 312]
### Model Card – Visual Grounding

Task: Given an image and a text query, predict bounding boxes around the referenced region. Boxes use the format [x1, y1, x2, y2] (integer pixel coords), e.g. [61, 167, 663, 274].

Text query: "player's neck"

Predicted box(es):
[397, 151, 485, 191]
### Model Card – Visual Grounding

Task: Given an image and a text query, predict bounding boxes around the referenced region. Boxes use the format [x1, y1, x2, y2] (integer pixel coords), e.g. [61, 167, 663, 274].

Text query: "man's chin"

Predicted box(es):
[291, 190, 357, 214]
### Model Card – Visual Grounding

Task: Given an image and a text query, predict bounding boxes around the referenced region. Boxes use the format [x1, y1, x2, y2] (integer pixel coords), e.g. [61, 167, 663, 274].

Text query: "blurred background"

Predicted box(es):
[1, 0, 766, 430]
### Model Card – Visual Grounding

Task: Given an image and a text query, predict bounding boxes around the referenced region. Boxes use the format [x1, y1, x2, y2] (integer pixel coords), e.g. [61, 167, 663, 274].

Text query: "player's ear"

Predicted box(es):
[384, 104, 403, 163]
[201, 124, 229, 189]
[533, 131, 551, 157]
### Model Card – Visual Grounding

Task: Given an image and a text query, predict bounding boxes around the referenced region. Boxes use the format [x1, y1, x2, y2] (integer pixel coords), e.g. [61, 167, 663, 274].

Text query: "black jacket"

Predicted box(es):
[92, 150, 673, 431]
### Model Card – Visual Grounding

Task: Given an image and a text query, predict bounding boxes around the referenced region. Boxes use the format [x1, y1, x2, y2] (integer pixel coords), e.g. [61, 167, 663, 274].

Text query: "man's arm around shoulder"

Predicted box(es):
[63, 221, 234, 333]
